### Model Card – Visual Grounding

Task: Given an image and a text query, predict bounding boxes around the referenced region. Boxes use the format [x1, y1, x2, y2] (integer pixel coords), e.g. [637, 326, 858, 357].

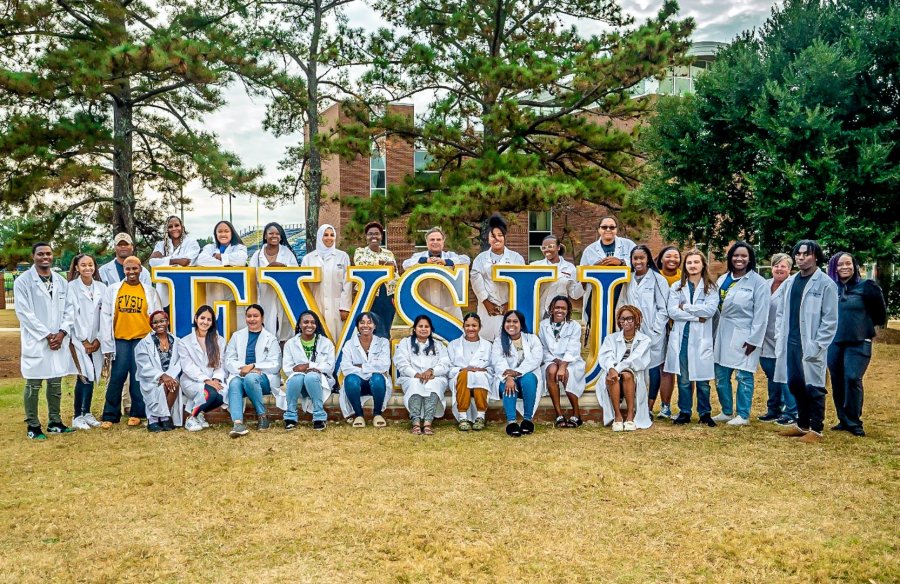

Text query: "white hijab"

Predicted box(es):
[316, 224, 337, 260]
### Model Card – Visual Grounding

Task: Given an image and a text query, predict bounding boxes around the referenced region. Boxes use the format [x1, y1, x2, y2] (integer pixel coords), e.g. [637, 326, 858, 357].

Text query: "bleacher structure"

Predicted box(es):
[239, 224, 307, 261]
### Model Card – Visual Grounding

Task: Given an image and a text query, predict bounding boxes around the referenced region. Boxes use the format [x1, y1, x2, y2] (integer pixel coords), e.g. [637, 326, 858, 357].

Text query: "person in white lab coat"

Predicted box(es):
[490, 309, 544, 438]
[249, 222, 299, 341]
[578, 215, 636, 336]
[538, 296, 586, 428]
[98, 232, 151, 286]
[665, 250, 719, 427]
[775, 240, 839, 442]
[339, 312, 391, 427]
[758, 253, 798, 426]
[530, 234, 583, 320]
[617, 244, 670, 415]
[148, 215, 201, 308]
[15, 243, 76, 439]
[177, 305, 226, 432]
[224, 304, 284, 437]
[302, 224, 353, 343]
[401, 227, 471, 323]
[712, 242, 771, 426]
[445, 313, 492, 431]
[597, 305, 654, 431]
[654, 245, 683, 419]
[196, 220, 249, 308]
[65, 253, 107, 430]
[133, 310, 182, 432]
[282, 310, 335, 432]
[472, 215, 525, 342]
[394, 315, 450, 435]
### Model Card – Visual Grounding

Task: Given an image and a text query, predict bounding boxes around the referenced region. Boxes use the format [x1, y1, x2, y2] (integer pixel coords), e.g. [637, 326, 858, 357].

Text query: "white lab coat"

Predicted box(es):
[761, 278, 788, 359]
[301, 250, 353, 342]
[99, 280, 163, 358]
[402, 250, 472, 321]
[596, 330, 654, 429]
[148, 238, 201, 307]
[714, 270, 770, 372]
[196, 242, 249, 306]
[224, 327, 285, 410]
[444, 336, 493, 422]
[393, 336, 450, 418]
[774, 270, 839, 388]
[579, 236, 636, 321]
[663, 280, 719, 381]
[471, 248, 526, 342]
[14, 267, 76, 379]
[537, 319, 586, 397]
[338, 334, 392, 418]
[489, 333, 546, 417]
[176, 331, 227, 413]
[283, 334, 336, 414]
[249, 245, 299, 341]
[617, 270, 670, 368]
[134, 332, 184, 425]
[99, 259, 151, 286]
[65, 278, 107, 382]
[530, 257, 584, 319]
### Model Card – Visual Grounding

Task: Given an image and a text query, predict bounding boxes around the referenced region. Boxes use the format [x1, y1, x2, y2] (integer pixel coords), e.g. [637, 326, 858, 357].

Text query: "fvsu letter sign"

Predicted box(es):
[151, 264, 630, 389]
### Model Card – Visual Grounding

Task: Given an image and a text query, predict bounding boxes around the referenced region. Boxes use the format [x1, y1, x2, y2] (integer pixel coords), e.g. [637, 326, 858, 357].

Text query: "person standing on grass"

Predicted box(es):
[530, 235, 584, 319]
[177, 305, 227, 432]
[134, 310, 182, 432]
[597, 305, 653, 432]
[66, 253, 107, 431]
[394, 315, 450, 436]
[490, 310, 544, 438]
[775, 240, 839, 443]
[471, 215, 525, 342]
[826, 251, 886, 437]
[224, 304, 284, 437]
[282, 311, 335, 433]
[339, 312, 391, 428]
[401, 227, 471, 323]
[538, 296, 586, 428]
[99, 232, 151, 286]
[654, 245, 682, 420]
[16, 242, 76, 440]
[148, 215, 201, 310]
[665, 250, 719, 427]
[446, 313, 492, 432]
[99, 256, 162, 428]
[354, 222, 399, 338]
[758, 253, 798, 426]
[712, 242, 770, 427]
[249, 222, 300, 342]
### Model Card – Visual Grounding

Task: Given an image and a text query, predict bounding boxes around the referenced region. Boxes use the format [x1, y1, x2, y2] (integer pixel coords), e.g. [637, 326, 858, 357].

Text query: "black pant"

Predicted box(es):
[827, 341, 871, 431]
[102, 338, 146, 422]
[786, 341, 827, 433]
[74, 378, 94, 417]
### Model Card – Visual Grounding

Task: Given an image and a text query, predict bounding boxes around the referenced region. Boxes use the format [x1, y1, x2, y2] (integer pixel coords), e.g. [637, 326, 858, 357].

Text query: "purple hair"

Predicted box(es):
[827, 251, 860, 285]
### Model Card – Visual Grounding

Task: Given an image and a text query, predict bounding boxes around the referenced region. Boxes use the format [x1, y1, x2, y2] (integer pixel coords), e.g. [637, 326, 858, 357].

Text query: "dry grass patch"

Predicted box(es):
[0, 346, 897, 583]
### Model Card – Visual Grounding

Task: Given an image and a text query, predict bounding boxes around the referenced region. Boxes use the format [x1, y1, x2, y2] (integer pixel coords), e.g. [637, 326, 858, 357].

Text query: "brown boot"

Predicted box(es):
[779, 424, 808, 437]
[798, 430, 823, 443]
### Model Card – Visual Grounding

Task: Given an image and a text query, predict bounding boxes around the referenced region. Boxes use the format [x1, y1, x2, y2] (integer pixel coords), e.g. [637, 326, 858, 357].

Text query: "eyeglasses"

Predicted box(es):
[617, 316, 635, 323]
[599, 225, 617, 231]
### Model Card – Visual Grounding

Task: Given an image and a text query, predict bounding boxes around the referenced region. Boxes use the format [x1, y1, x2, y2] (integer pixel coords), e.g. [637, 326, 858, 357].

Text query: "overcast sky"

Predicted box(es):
[183, 0, 779, 241]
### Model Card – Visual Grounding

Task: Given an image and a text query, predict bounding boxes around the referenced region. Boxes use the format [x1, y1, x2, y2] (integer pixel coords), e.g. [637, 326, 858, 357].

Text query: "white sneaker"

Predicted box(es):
[712, 412, 734, 422]
[623, 421, 636, 432]
[727, 416, 749, 426]
[184, 416, 203, 432]
[612, 421, 624, 432]
[72, 416, 91, 431]
[83, 413, 101, 427]
[197, 412, 210, 428]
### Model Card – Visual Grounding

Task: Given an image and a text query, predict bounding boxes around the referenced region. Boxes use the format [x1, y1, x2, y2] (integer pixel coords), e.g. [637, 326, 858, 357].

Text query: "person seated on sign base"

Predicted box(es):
[446, 313, 492, 432]
[538, 296, 587, 428]
[282, 310, 335, 432]
[597, 305, 654, 432]
[177, 305, 226, 432]
[490, 310, 544, 438]
[134, 310, 182, 432]
[394, 315, 449, 436]
[339, 312, 391, 428]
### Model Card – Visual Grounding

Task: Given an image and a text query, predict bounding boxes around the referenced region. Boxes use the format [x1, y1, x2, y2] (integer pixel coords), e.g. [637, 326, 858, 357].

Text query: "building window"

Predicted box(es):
[415, 150, 437, 175]
[528, 211, 552, 262]
[370, 137, 386, 197]
[413, 229, 429, 252]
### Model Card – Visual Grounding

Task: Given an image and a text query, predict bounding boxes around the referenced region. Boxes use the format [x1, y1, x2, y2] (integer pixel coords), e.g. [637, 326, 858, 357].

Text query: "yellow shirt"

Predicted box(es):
[663, 270, 682, 287]
[114, 282, 152, 340]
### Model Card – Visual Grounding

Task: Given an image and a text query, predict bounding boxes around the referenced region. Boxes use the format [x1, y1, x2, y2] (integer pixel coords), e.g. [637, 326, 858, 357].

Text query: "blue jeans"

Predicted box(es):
[343, 374, 387, 417]
[499, 372, 538, 422]
[74, 377, 95, 417]
[648, 365, 661, 400]
[714, 364, 755, 419]
[285, 373, 326, 422]
[676, 342, 711, 418]
[102, 338, 145, 422]
[760, 356, 796, 418]
[227, 373, 271, 422]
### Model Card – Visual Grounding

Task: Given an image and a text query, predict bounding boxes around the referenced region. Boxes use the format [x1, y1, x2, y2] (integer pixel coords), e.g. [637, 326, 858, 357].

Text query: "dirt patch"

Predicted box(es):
[0, 332, 19, 378]
[875, 325, 900, 344]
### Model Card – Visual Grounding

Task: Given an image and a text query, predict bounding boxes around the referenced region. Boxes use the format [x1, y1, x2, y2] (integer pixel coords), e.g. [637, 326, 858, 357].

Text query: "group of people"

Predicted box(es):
[16, 214, 887, 442]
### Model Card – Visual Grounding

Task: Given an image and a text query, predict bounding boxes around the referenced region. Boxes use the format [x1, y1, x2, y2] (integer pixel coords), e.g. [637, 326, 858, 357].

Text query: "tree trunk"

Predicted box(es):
[112, 88, 135, 237]
[305, 1, 323, 254]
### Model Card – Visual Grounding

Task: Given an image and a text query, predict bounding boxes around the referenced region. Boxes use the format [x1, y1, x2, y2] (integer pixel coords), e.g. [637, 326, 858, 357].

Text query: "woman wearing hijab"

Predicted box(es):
[249, 222, 299, 341]
[148, 215, 201, 309]
[471, 215, 525, 342]
[302, 224, 353, 343]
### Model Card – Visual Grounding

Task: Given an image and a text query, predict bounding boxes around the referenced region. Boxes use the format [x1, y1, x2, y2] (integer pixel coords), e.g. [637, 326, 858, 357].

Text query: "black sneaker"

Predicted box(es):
[26, 425, 47, 440]
[313, 420, 326, 431]
[849, 426, 866, 437]
[831, 423, 849, 432]
[284, 419, 298, 431]
[505, 422, 522, 437]
[672, 413, 691, 425]
[698, 413, 717, 427]
[147, 422, 164, 433]
[161, 418, 176, 431]
[775, 415, 795, 426]
[758, 413, 780, 423]
[46, 422, 74, 434]
[520, 419, 535, 435]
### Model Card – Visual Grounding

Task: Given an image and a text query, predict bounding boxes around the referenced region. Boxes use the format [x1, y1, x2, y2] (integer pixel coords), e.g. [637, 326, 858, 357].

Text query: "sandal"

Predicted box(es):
[520, 419, 535, 435]
[411, 423, 422, 435]
[569, 416, 584, 427]
[352, 416, 365, 428]
[373, 415, 387, 428]
[554, 415, 568, 428]
[423, 424, 434, 436]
